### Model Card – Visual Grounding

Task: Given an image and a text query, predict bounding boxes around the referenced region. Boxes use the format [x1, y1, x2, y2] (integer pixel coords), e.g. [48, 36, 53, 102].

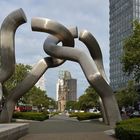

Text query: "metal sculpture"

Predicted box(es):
[41, 20, 121, 126]
[0, 9, 77, 123]
[0, 8, 121, 126]
[0, 8, 27, 100]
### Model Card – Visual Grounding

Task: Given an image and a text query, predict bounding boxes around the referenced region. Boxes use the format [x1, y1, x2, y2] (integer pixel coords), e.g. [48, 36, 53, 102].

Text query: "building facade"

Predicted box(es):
[56, 70, 77, 112]
[109, 0, 140, 91]
[36, 74, 46, 91]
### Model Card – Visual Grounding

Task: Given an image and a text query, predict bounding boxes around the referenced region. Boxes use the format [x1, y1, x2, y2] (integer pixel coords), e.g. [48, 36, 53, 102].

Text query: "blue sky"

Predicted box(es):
[0, 0, 109, 100]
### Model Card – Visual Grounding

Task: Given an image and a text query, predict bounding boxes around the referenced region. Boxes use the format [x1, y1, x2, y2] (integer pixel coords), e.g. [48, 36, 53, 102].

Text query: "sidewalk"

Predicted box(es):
[20, 132, 116, 140]
[19, 114, 117, 140]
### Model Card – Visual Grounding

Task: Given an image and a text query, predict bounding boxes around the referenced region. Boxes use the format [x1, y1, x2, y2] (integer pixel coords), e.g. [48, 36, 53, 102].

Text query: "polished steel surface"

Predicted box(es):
[79, 30, 108, 82]
[0, 83, 2, 102]
[0, 16, 77, 123]
[0, 8, 27, 83]
[9, 19, 78, 101]
[79, 30, 108, 123]
[0, 9, 121, 126]
[44, 29, 121, 126]
[0, 8, 26, 103]
[31, 17, 75, 45]
[79, 30, 121, 125]
[32, 17, 77, 67]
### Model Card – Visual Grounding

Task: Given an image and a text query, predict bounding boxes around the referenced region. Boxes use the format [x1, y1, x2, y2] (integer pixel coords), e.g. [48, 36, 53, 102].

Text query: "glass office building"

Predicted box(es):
[109, 0, 140, 91]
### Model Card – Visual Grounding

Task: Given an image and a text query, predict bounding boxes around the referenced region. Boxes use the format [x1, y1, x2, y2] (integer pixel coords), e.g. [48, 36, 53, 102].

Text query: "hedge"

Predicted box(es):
[69, 112, 80, 118]
[115, 118, 140, 140]
[13, 112, 49, 121]
[49, 112, 59, 117]
[69, 112, 101, 121]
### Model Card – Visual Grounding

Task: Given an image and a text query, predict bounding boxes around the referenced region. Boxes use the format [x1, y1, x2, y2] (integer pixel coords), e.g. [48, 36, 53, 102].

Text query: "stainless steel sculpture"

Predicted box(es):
[0, 9, 121, 126]
[79, 31, 121, 125]
[38, 18, 121, 126]
[0, 8, 27, 83]
[0, 9, 77, 123]
[0, 9, 27, 119]
[0, 8, 27, 100]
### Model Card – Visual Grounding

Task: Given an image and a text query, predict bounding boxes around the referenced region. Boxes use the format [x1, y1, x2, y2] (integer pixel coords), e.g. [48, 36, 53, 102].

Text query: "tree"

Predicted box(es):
[21, 87, 49, 111]
[1, 63, 31, 106]
[84, 86, 99, 107]
[4, 64, 54, 111]
[115, 81, 139, 109]
[47, 97, 57, 111]
[78, 86, 99, 111]
[4, 64, 31, 92]
[122, 20, 140, 82]
[65, 101, 78, 111]
[0, 63, 51, 122]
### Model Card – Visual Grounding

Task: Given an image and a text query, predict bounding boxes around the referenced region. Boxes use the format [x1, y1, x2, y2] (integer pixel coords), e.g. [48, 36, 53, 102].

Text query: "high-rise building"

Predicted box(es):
[56, 70, 77, 112]
[109, 0, 140, 91]
[36, 75, 46, 91]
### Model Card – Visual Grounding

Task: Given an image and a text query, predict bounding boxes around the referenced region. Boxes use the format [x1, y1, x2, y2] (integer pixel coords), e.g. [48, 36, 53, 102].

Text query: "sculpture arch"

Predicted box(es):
[0, 9, 121, 126]
[37, 18, 121, 126]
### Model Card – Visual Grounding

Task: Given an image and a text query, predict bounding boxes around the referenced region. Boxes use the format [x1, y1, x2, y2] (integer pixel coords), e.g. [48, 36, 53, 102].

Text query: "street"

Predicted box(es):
[19, 114, 116, 140]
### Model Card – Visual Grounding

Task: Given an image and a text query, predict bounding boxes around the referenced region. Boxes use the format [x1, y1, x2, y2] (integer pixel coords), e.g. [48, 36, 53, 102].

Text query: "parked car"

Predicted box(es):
[89, 108, 100, 114]
[129, 111, 140, 118]
[15, 104, 32, 112]
[79, 110, 85, 113]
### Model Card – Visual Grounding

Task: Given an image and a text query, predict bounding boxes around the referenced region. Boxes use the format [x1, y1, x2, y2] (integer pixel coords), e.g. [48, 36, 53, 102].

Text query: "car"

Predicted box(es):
[129, 111, 140, 118]
[74, 110, 78, 113]
[79, 110, 85, 113]
[89, 108, 100, 114]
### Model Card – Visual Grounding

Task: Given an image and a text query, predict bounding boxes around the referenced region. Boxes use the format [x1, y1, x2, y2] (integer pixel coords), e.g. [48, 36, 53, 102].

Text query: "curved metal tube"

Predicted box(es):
[79, 30, 108, 82]
[0, 8, 27, 83]
[31, 17, 78, 67]
[1, 24, 77, 122]
[44, 42, 106, 94]
[9, 26, 78, 102]
[79, 30, 109, 123]
[0, 83, 2, 102]
[31, 17, 75, 46]
[44, 32, 121, 126]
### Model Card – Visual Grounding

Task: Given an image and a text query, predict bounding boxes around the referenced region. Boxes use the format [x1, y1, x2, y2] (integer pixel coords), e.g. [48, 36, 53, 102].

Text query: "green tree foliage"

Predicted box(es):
[4, 63, 31, 92]
[3, 63, 54, 111]
[21, 87, 49, 110]
[78, 86, 99, 111]
[22, 87, 57, 111]
[115, 81, 139, 108]
[48, 97, 57, 110]
[122, 20, 140, 82]
[65, 101, 78, 111]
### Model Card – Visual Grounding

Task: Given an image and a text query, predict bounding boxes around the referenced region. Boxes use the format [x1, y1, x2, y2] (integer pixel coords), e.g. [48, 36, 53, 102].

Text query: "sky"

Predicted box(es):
[0, 0, 109, 100]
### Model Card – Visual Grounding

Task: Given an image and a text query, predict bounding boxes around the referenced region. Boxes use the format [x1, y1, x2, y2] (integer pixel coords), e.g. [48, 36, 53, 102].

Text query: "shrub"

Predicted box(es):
[115, 118, 140, 140]
[13, 112, 49, 121]
[77, 112, 101, 121]
[69, 112, 101, 121]
[49, 112, 59, 117]
[69, 112, 80, 118]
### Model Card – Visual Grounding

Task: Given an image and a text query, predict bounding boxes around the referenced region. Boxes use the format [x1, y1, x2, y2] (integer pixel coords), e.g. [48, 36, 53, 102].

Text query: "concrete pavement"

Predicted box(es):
[19, 114, 116, 140]
[0, 123, 28, 140]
